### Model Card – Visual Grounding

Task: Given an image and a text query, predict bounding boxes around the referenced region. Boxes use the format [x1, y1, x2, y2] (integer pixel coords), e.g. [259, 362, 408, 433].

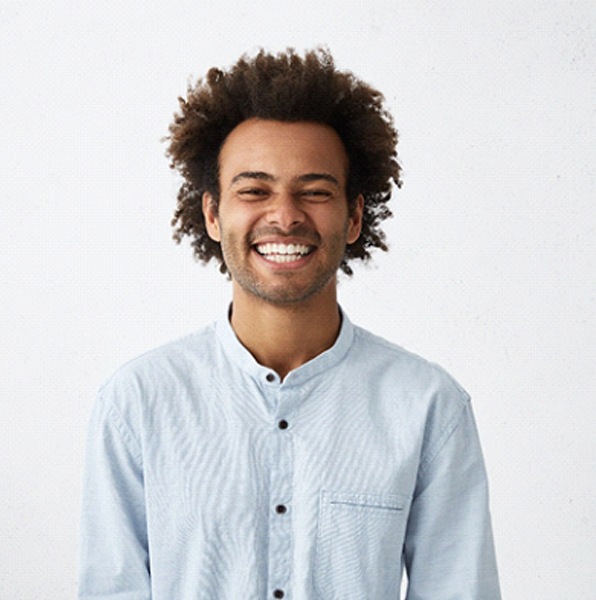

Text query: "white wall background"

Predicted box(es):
[1, 1, 594, 598]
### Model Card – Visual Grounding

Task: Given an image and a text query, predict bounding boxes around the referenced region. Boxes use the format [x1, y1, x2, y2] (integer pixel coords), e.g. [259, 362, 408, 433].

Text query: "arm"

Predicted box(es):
[404, 400, 501, 599]
[78, 393, 151, 599]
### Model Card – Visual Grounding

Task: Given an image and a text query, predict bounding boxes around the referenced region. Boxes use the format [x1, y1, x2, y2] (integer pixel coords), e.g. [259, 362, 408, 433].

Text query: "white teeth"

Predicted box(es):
[255, 243, 312, 257]
[263, 254, 304, 263]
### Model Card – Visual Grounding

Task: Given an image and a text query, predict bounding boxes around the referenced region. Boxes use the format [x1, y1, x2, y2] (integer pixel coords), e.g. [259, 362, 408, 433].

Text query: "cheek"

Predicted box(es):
[219, 205, 256, 231]
[319, 208, 351, 235]
[218, 220, 250, 252]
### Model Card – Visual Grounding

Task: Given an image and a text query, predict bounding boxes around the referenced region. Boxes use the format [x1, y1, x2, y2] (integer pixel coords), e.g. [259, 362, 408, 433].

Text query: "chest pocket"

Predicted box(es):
[314, 490, 410, 599]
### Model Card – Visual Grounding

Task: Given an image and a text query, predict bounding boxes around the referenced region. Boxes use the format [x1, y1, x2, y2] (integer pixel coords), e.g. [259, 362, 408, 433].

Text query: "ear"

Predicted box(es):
[346, 194, 364, 244]
[202, 192, 221, 242]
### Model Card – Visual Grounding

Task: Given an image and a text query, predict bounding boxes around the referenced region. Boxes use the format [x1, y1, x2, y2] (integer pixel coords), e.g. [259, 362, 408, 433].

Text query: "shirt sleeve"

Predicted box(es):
[78, 389, 151, 599]
[403, 398, 501, 599]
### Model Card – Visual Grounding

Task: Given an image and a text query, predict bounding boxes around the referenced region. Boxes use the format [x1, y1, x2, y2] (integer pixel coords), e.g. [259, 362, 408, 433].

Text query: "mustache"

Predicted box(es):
[247, 226, 321, 245]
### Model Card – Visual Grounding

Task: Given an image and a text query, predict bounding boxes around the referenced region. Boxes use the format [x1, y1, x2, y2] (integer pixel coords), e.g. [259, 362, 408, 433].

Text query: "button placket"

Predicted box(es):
[267, 389, 294, 597]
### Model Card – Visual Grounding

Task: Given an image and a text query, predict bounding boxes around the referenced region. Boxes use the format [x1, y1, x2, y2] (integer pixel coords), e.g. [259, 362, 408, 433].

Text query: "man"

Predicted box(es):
[79, 48, 501, 599]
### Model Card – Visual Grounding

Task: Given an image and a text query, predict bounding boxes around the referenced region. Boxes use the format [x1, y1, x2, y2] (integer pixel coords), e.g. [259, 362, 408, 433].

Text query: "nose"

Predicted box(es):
[265, 191, 305, 230]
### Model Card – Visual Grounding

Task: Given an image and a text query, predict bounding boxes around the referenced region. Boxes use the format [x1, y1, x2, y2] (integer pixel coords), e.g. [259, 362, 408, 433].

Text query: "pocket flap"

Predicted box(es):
[322, 490, 407, 513]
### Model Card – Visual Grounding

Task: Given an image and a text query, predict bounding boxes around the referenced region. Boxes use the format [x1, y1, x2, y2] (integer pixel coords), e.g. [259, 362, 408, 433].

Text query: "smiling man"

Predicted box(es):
[79, 49, 501, 599]
[203, 119, 363, 379]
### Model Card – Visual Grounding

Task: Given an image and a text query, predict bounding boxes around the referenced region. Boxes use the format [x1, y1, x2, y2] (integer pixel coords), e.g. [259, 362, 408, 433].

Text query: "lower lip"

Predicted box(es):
[252, 248, 315, 270]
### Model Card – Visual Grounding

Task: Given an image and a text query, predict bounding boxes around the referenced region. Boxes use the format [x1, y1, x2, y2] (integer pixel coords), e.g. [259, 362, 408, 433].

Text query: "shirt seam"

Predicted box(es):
[418, 397, 469, 475]
[103, 393, 144, 466]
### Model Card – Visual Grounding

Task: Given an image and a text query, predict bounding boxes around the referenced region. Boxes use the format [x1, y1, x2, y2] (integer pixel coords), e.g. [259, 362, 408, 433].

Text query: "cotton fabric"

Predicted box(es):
[79, 310, 500, 599]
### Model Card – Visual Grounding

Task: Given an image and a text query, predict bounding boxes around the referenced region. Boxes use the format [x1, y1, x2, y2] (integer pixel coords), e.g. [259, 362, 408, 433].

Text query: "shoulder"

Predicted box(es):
[97, 321, 218, 403]
[346, 324, 471, 444]
[348, 325, 475, 464]
[351, 325, 469, 399]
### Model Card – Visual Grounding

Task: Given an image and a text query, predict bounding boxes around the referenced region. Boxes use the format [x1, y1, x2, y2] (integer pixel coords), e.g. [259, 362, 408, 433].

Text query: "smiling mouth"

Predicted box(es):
[254, 242, 315, 263]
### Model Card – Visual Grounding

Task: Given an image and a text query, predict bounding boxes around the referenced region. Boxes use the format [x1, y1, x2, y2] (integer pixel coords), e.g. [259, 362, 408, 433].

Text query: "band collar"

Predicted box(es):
[215, 304, 354, 387]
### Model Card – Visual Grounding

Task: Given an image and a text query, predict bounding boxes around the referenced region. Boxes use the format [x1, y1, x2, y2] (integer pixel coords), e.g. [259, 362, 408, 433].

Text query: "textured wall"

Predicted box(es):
[1, 1, 594, 597]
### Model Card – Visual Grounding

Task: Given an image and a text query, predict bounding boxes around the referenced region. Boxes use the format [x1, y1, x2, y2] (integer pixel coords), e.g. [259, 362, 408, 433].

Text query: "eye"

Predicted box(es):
[237, 188, 269, 201]
[301, 189, 333, 202]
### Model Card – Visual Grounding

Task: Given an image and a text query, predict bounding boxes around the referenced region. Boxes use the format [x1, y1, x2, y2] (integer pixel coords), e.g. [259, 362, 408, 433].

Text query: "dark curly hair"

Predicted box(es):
[166, 47, 401, 275]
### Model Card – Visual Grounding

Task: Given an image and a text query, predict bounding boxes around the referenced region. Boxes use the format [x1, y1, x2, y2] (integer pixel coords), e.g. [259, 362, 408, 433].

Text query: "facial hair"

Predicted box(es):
[220, 223, 349, 306]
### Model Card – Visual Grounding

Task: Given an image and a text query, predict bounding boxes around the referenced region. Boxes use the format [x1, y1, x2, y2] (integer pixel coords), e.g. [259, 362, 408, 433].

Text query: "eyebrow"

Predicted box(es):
[230, 171, 341, 187]
[295, 173, 340, 186]
[230, 171, 275, 185]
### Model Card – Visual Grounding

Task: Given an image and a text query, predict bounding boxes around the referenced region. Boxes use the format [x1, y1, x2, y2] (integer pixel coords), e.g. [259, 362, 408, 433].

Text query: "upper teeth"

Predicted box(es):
[256, 243, 311, 256]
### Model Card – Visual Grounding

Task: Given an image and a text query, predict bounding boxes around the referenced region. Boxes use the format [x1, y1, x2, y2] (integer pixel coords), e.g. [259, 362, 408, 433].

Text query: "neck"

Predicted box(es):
[229, 282, 341, 380]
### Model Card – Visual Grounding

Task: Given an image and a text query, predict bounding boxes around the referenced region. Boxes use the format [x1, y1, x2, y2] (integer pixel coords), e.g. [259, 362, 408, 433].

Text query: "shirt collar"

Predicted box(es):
[215, 304, 354, 386]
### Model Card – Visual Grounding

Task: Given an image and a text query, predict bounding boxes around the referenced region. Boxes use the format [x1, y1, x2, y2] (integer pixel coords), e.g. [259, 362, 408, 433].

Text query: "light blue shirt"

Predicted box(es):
[79, 310, 501, 599]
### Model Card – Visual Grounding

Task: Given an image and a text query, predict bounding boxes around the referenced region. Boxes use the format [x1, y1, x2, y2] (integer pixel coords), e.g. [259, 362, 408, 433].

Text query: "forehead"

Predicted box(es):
[218, 119, 349, 184]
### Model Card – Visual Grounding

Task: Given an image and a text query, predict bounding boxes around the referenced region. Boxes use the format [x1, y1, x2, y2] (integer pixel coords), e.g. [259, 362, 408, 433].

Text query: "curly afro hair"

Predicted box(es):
[166, 47, 401, 275]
